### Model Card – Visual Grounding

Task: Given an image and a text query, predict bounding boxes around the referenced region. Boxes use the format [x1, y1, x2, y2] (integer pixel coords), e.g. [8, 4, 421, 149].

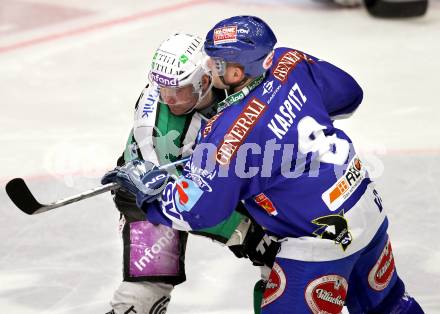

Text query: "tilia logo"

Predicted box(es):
[216, 97, 267, 165]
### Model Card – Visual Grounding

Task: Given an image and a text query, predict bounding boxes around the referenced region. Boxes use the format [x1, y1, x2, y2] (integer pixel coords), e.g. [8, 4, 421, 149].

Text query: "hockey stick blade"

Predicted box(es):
[6, 178, 118, 215]
[6, 178, 44, 215]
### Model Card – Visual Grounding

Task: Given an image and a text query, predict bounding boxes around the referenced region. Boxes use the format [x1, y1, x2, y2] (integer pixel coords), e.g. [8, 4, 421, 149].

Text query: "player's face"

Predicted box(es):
[160, 84, 198, 115]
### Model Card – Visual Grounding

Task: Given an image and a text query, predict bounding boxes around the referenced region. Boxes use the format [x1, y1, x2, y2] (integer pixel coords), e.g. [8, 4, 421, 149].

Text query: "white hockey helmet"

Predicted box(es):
[148, 33, 211, 112]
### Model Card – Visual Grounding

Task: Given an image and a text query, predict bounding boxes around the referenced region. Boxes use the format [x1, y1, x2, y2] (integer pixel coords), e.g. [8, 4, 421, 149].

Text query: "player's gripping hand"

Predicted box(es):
[101, 160, 169, 209]
[229, 221, 280, 267]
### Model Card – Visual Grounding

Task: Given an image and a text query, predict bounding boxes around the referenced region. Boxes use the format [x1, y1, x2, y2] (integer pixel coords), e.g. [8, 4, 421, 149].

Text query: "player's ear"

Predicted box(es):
[201, 74, 211, 91]
[230, 65, 245, 84]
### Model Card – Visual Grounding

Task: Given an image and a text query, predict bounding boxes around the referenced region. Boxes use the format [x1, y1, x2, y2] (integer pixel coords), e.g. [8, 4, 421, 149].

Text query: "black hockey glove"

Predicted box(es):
[229, 221, 280, 268]
[112, 188, 146, 221]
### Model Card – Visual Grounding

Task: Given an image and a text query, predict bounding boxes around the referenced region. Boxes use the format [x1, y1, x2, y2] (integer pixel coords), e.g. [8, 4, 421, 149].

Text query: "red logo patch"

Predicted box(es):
[273, 50, 314, 83]
[175, 180, 189, 205]
[255, 193, 278, 216]
[368, 239, 395, 291]
[262, 262, 286, 307]
[216, 97, 267, 165]
[262, 50, 274, 70]
[213, 26, 237, 45]
[305, 274, 348, 314]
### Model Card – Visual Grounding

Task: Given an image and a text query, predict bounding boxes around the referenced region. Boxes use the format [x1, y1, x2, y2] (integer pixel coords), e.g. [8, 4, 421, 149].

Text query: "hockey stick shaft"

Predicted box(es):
[31, 182, 119, 214]
[6, 157, 190, 215]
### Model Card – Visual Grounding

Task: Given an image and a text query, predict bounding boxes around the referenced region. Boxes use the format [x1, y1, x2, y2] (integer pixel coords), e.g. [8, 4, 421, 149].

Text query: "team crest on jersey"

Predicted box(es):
[213, 26, 237, 45]
[312, 209, 352, 251]
[322, 155, 367, 212]
[261, 262, 286, 307]
[368, 238, 395, 291]
[305, 274, 348, 314]
[272, 50, 314, 83]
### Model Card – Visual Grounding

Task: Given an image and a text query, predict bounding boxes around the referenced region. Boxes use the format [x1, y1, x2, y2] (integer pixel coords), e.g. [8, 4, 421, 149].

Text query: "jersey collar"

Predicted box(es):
[216, 74, 265, 113]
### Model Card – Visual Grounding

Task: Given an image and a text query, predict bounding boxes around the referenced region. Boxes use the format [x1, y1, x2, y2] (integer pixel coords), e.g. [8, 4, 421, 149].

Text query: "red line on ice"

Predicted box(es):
[0, 0, 210, 54]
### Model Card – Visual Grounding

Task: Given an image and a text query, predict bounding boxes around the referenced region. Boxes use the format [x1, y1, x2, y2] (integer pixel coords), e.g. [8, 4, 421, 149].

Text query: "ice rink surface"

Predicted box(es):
[1, 0, 440, 313]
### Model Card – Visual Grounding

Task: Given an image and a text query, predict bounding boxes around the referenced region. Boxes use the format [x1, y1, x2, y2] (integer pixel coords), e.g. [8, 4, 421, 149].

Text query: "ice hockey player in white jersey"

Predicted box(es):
[105, 33, 279, 314]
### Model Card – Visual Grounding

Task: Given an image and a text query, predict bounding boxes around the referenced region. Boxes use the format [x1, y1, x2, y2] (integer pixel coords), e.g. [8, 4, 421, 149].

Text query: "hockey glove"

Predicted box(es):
[101, 160, 169, 209]
[229, 221, 280, 267]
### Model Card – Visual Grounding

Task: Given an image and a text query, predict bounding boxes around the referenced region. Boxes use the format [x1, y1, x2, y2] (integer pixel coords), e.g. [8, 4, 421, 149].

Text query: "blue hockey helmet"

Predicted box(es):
[204, 16, 277, 77]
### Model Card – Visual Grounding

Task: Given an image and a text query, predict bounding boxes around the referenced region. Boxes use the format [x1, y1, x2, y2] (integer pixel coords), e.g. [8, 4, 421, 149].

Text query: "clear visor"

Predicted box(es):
[158, 84, 200, 113]
[202, 51, 227, 76]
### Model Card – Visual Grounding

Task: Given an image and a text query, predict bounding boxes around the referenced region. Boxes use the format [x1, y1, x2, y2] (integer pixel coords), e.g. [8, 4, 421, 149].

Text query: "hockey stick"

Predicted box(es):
[5, 157, 190, 215]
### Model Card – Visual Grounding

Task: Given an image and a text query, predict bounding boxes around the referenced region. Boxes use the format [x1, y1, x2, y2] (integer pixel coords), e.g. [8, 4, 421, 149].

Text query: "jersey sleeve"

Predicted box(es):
[310, 59, 363, 119]
[146, 153, 246, 231]
[145, 99, 265, 231]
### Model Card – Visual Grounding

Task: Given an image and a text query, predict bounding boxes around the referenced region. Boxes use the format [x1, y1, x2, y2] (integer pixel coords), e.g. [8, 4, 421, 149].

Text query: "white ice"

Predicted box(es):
[0, 0, 439, 313]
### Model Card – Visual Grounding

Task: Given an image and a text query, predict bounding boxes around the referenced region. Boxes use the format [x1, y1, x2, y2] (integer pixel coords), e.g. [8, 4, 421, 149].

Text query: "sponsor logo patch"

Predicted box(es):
[322, 155, 366, 211]
[305, 274, 348, 314]
[213, 26, 237, 45]
[184, 162, 216, 192]
[202, 112, 223, 138]
[179, 54, 188, 64]
[150, 72, 178, 87]
[216, 97, 267, 165]
[254, 193, 278, 216]
[368, 239, 395, 291]
[141, 86, 160, 118]
[133, 227, 176, 272]
[174, 178, 204, 213]
[273, 50, 314, 83]
[184, 162, 217, 181]
[263, 50, 275, 70]
[262, 80, 274, 96]
[184, 173, 213, 192]
[262, 262, 287, 307]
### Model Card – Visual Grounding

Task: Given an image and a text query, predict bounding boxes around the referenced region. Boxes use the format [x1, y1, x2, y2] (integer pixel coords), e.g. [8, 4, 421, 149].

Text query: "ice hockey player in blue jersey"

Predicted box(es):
[102, 16, 424, 313]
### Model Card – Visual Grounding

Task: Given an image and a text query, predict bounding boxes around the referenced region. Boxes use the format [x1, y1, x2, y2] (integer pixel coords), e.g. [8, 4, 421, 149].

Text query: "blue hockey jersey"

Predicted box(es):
[147, 48, 387, 260]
